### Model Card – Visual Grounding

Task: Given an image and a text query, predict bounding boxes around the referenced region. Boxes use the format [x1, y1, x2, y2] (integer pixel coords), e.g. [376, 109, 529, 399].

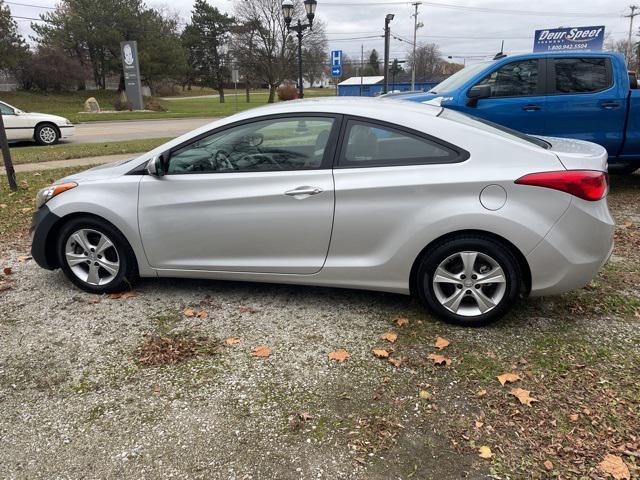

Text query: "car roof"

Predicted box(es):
[230, 96, 443, 121]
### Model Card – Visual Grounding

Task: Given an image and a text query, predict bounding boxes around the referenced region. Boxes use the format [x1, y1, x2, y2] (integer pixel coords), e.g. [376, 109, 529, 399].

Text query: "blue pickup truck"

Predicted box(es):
[396, 51, 640, 174]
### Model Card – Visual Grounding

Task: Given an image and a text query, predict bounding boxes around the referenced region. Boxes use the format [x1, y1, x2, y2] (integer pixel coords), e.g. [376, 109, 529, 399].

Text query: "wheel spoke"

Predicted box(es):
[470, 288, 495, 313]
[96, 235, 114, 256]
[442, 288, 465, 313]
[97, 258, 118, 276]
[65, 252, 87, 267]
[433, 267, 460, 284]
[475, 266, 506, 285]
[86, 263, 100, 285]
[460, 252, 478, 277]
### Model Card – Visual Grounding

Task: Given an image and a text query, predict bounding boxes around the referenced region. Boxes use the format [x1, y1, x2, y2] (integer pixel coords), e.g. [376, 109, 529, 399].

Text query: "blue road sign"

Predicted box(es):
[331, 65, 342, 77]
[331, 50, 342, 67]
[533, 26, 604, 53]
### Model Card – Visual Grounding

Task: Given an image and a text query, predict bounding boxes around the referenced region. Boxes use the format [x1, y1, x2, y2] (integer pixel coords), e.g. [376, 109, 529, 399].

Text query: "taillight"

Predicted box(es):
[515, 170, 609, 201]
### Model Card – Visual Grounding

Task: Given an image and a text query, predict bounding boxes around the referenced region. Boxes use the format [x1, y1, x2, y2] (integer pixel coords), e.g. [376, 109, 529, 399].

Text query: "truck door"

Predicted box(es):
[543, 56, 626, 155]
[461, 59, 547, 134]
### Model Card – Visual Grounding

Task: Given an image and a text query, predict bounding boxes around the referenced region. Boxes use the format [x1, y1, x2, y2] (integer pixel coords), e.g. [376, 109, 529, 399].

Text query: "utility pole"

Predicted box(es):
[383, 14, 394, 94]
[360, 44, 364, 96]
[625, 5, 639, 68]
[0, 113, 17, 191]
[411, 2, 422, 91]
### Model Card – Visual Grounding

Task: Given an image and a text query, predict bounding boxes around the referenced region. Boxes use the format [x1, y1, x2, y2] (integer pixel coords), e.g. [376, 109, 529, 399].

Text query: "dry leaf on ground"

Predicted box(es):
[239, 306, 258, 314]
[17, 256, 31, 262]
[195, 309, 208, 319]
[183, 308, 196, 317]
[478, 446, 493, 459]
[598, 454, 630, 480]
[388, 357, 402, 367]
[381, 331, 398, 343]
[427, 353, 451, 366]
[510, 388, 538, 406]
[3, 267, 12, 275]
[328, 349, 350, 362]
[252, 345, 272, 358]
[224, 337, 241, 346]
[497, 372, 521, 386]
[543, 460, 554, 471]
[434, 336, 450, 350]
[419, 390, 432, 400]
[476, 389, 487, 398]
[395, 317, 409, 327]
[372, 349, 390, 358]
[107, 291, 138, 300]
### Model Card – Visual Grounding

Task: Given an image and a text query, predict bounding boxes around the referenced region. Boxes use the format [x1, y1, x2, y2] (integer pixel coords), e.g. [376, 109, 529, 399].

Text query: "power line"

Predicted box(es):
[6, 1, 55, 9]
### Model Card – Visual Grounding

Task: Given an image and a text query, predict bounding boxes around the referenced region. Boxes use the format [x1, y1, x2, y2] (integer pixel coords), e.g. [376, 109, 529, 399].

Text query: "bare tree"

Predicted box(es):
[407, 43, 443, 81]
[605, 38, 638, 72]
[302, 20, 328, 87]
[230, 20, 260, 102]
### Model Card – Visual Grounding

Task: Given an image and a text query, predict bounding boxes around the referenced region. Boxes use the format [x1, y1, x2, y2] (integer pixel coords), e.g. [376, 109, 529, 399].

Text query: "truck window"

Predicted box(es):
[553, 58, 611, 94]
[474, 60, 538, 97]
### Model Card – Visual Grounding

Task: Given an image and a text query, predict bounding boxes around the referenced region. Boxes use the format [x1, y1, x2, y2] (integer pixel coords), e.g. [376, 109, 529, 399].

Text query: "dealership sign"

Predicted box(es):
[533, 26, 605, 52]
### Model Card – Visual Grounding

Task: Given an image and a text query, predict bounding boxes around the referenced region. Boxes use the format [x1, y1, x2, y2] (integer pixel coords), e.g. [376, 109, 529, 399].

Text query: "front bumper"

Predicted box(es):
[59, 125, 75, 139]
[30, 205, 61, 270]
[527, 198, 615, 297]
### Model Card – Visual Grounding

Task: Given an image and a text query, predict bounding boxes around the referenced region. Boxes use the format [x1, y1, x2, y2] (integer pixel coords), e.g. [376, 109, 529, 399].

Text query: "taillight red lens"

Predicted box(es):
[515, 170, 609, 201]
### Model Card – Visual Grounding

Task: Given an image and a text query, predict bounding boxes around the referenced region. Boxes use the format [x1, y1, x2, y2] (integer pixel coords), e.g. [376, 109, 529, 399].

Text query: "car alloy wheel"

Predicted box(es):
[64, 228, 120, 286]
[38, 125, 58, 145]
[432, 251, 506, 317]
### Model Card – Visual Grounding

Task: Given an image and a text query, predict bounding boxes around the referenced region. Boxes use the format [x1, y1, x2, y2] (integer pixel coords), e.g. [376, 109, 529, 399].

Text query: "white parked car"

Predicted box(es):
[0, 100, 75, 145]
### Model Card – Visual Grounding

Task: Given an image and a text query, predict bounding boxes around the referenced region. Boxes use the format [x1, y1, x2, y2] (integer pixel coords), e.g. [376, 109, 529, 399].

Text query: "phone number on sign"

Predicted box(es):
[546, 43, 589, 50]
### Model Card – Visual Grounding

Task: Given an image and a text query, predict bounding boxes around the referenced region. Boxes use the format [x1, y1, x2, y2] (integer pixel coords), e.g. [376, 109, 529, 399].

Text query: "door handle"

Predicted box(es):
[522, 104, 541, 112]
[284, 186, 323, 197]
[601, 101, 620, 109]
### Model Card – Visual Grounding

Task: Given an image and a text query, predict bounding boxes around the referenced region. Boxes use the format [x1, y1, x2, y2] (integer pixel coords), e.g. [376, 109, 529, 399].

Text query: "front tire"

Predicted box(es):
[416, 235, 521, 327]
[35, 123, 60, 145]
[56, 216, 137, 293]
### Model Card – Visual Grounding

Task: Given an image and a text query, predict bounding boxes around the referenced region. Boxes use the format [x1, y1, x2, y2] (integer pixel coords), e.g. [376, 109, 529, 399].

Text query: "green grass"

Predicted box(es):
[3, 138, 171, 166]
[0, 88, 336, 124]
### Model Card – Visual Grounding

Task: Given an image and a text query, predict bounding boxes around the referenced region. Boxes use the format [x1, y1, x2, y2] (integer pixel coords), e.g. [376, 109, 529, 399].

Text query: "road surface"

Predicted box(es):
[67, 117, 217, 144]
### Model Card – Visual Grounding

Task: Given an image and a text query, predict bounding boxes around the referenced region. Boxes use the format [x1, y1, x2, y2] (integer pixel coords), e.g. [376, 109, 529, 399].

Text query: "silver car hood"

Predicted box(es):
[539, 136, 608, 172]
[56, 155, 147, 184]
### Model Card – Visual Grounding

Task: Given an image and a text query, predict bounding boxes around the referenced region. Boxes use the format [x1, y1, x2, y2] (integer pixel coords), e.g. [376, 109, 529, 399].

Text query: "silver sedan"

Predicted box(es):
[30, 98, 614, 326]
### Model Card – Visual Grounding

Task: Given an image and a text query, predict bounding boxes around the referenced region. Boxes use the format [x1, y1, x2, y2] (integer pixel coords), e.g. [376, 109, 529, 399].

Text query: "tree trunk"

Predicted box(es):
[245, 79, 251, 103]
[218, 87, 225, 103]
[118, 72, 125, 92]
[268, 83, 277, 103]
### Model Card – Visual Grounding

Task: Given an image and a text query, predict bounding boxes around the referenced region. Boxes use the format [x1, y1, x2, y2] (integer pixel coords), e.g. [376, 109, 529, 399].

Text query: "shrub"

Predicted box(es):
[153, 81, 179, 97]
[144, 98, 166, 112]
[277, 82, 298, 101]
[113, 92, 133, 111]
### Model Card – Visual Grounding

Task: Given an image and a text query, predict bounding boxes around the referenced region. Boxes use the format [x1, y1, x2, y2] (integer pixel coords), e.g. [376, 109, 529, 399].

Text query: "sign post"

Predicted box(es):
[0, 113, 17, 191]
[232, 68, 240, 113]
[331, 50, 342, 95]
[120, 41, 144, 110]
[533, 26, 605, 53]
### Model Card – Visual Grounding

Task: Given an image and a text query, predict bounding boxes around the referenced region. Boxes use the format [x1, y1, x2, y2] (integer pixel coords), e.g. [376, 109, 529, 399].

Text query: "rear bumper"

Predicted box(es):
[30, 205, 61, 270]
[527, 198, 614, 296]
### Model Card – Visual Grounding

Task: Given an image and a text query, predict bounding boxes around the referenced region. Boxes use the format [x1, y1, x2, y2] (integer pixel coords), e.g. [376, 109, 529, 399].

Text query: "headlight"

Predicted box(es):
[66, 119, 73, 126]
[35, 182, 77, 209]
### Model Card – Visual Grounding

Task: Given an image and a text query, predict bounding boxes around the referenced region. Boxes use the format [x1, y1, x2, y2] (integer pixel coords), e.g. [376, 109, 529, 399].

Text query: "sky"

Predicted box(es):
[7, 0, 634, 66]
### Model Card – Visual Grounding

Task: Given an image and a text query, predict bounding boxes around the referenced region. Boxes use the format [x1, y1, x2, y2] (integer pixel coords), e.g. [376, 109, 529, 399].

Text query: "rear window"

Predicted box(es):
[439, 108, 550, 149]
[553, 58, 611, 93]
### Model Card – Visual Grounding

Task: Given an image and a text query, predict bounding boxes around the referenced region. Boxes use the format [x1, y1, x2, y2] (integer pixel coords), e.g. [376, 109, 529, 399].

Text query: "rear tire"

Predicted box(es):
[416, 235, 521, 327]
[608, 162, 638, 175]
[35, 123, 60, 146]
[56, 216, 138, 293]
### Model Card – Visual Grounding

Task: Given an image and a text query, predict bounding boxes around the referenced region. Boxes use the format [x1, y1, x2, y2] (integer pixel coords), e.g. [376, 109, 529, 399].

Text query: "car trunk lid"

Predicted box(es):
[538, 136, 608, 172]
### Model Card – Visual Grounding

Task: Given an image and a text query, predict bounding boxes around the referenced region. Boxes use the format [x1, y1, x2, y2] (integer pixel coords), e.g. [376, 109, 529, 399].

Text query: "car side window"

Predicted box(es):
[474, 60, 539, 97]
[167, 117, 335, 174]
[553, 58, 610, 94]
[0, 103, 15, 115]
[339, 120, 460, 167]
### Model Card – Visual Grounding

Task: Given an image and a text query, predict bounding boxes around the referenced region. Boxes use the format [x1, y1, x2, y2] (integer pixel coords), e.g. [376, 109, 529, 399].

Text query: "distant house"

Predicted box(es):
[337, 75, 439, 97]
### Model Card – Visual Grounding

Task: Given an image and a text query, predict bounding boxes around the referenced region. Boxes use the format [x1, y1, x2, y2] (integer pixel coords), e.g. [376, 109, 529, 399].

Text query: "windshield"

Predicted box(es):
[429, 61, 493, 93]
[439, 108, 550, 149]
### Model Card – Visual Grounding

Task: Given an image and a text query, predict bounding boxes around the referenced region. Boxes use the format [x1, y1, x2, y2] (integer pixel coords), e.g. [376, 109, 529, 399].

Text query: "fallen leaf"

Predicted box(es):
[183, 308, 196, 317]
[395, 317, 409, 327]
[17, 255, 31, 262]
[434, 336, 450, 350]
[381, 331, 398, 343]
[328, 349, 350, 362]
[87, 295, 102, 304]
[3, 267, 12, 275]
[299, 412, 313, 421]
[251, 345, 271, 358]
[569, 413, 579, 422]
[107, 291, 138, 300]
[478, 446, 493, 459]
[372, 349, 390, 358]
[20, 207, 32, 213]
[388, 357, 402, 367]
[224, 336, 241, 346]
[419, 390, 432, 400]
[497, 372, 521, 386]
[509, 388, 538, 406]
[0, 204, 7, 209]
[476, 389, 487, 398]
[543, 460, 554, 471]
[195, 309, 208, 319]
[239, 306, 258, 314]
[427, 353, 451, 366]
[475, 420, 484, 429]
[598, 454, 630, 480]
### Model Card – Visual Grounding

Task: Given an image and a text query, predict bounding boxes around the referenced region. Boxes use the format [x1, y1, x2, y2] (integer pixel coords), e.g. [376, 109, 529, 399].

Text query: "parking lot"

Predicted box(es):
[0, 171, 638, 479]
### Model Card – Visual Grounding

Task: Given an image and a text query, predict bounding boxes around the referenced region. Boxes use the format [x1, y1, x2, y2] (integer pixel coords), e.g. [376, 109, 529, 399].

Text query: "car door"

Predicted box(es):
[462, 58, 547, 134]
[543, 56, 626, 155]
[138, 114, 340, 274]
[0, 102, 27, 141]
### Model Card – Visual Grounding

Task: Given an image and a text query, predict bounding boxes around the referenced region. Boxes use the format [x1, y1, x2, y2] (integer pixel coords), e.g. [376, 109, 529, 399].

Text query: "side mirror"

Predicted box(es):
[146, 154, 166, 177]
[466, 84, 492, 107]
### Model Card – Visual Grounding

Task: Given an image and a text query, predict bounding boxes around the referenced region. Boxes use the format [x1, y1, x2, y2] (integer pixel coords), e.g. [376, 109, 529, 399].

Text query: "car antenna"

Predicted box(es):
[493, 40, 507, 60]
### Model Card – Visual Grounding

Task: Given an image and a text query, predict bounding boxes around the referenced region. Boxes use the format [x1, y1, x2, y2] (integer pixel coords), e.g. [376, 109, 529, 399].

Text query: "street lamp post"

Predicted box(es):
[382, 13, 394, 94]
[282, 0, 317, 99]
